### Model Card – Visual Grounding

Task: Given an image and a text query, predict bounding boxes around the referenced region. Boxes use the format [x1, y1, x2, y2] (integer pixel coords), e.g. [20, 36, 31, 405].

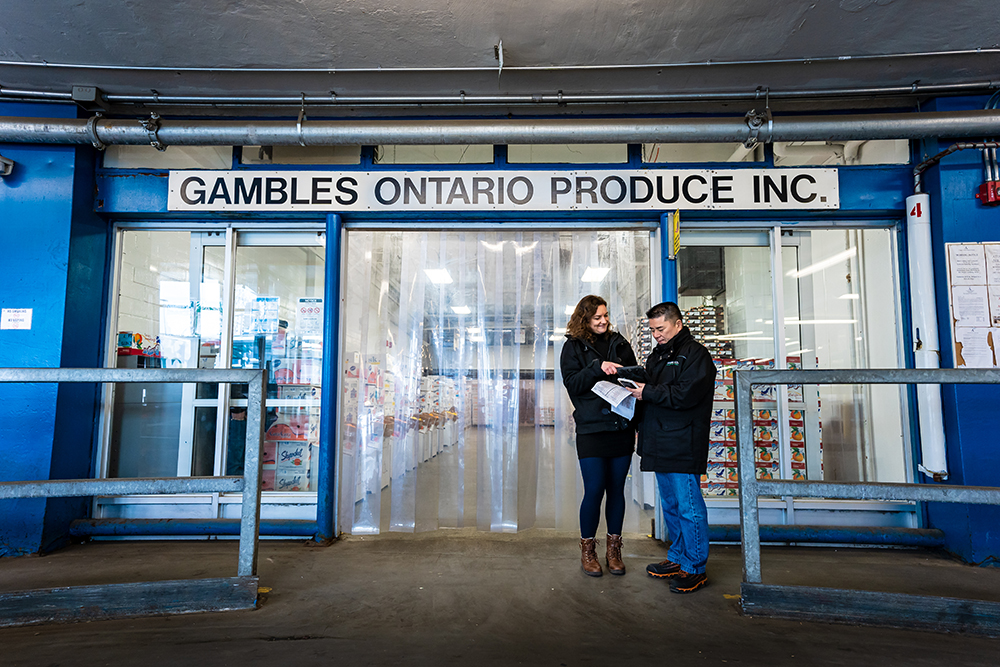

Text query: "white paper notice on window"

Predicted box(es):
[1, 308, 32, 330]
[954, 327, 996, 368]
[252, 296, 280, 334]
[952, 285, 991, 326]
[985, 243, 1000, 285]
[948, 244, 987, 286]
[592, 380, 636, 420]
[298, 298, 323, 335]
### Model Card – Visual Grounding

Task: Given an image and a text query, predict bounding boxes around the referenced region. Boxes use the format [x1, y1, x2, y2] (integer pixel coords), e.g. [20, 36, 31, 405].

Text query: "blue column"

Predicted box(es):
[315, 213, 343, 541]
[659, 212, 678, 303]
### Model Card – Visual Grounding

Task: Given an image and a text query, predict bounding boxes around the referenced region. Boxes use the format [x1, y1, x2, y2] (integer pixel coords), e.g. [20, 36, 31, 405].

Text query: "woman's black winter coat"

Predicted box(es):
[636, 327, 717, 474]
[560, 331, 638, 435]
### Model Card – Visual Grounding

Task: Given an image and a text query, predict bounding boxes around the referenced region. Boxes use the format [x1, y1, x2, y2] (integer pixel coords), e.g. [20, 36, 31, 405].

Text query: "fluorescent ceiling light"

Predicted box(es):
[424, 269, 453, 284]
[786, 247, 857, 278]
[839, 293, 860, 300]
[552, 327, 567, 335]
[581, 266, 610, 283]
[451, 305, 471, 315]
[788, 319, 857, 325]
[548, 335, 563, 342]
[705, 331, 763, 340]
[466, 327, 482, 335]
[789, 348, 813, 355]
[469, 336, 486, 343]
[565, 305, 576, 315]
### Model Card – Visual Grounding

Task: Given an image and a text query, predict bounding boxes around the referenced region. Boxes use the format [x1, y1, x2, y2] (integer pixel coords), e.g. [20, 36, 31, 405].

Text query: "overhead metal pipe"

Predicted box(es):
[3, 110, 1000, 147]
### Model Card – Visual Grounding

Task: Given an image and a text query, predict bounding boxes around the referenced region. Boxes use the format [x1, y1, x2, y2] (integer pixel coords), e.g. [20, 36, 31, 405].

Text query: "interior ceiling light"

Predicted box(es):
[786, 247, 857, 278]
[467, 327, 482, 335]
[451, 305, 471, 315]
[706, 331, 763, 340]
[581, 267, 610, 283]
[565, 305, 576, 315]
[839, 293, 860, 299]
[552, 327, 567, 334]
[424, 269, 453, 284]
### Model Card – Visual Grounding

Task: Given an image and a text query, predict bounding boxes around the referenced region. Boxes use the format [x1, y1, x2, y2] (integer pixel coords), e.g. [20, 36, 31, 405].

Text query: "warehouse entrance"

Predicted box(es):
[338, 227, 657, 534]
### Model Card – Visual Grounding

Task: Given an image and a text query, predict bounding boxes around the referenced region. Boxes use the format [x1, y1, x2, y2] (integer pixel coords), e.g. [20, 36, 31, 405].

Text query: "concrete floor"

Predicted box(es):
[1, 531, 999, 666]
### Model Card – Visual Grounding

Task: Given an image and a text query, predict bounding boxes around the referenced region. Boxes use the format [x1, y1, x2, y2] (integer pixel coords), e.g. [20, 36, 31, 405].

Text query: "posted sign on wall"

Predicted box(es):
[168, 168, 839, 212]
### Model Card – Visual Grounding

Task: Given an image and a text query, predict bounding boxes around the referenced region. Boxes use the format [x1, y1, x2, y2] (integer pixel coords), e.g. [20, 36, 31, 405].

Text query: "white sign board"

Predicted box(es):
[1, 308, 32, 330]
[168, 168, 840, 212]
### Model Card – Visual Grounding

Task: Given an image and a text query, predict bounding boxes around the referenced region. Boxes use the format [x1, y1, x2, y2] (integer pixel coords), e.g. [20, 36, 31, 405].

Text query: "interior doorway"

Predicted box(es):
[338, 228, 657, 534]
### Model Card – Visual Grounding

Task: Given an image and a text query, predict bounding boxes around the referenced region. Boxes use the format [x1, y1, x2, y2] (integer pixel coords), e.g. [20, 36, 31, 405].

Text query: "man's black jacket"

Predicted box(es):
[635, 326, 717, 474]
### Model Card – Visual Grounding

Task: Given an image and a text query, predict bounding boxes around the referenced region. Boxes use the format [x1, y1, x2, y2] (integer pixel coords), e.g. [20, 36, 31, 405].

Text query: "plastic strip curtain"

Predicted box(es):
[339, 229, 654, 534]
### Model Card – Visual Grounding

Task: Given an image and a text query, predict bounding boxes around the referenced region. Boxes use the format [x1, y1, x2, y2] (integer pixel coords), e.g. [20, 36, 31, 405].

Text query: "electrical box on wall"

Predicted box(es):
[975, 181, 1000, 206]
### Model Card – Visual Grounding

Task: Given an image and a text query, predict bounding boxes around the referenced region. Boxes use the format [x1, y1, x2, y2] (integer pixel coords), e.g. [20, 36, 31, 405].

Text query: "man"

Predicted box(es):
[625, 302, 717, 593]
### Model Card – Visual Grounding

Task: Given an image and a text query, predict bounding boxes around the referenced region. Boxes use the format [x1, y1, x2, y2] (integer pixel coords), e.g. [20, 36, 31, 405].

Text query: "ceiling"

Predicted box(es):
[1, 1, 999, 118]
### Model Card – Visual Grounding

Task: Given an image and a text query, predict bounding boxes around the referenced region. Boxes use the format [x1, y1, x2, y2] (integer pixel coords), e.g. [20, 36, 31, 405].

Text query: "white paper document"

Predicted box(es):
[985, 243, 1000, 286]
[948, 244, 987, 286]
[952, 285, 991, 326]
[592, 380, 636, 420]
[954, 327, 996, 368]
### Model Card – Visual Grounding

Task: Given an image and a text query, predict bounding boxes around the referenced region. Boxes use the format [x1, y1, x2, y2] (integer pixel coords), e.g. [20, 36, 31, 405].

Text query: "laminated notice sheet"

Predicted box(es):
[954, 328, 997, 368]
[952, 285, 991, 326]
[591, 380, 636, 420]
[948, 244, 987, 286]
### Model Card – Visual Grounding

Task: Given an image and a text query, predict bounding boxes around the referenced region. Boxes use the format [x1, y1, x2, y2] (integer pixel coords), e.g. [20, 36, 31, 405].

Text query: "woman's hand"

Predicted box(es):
[627, 382, 645, 400]
[601, 361, 622, 375]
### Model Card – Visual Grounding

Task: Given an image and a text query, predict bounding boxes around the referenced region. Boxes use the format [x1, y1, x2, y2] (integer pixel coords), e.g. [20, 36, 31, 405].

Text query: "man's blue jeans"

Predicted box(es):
[655, 472, 709, 574]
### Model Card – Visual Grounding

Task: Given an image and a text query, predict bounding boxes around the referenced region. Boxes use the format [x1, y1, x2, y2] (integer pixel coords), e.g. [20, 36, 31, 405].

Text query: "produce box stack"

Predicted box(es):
[684, 305, 732, 359]
[633, 317, 654, 366]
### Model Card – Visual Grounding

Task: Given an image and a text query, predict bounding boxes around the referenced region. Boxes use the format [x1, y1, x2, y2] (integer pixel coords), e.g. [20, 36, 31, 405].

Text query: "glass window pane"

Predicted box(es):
[507, 144, 628, 164]
[241, 145, 361, 165]
[375, 145, 493, 164]
[104, 146, 233, 169]
[643, 143, 763, 163]
[782, 229, 905, 483]
[773, 140, 909, 166]
[109, 231, 221, 478]
[230, 244, 326, 492]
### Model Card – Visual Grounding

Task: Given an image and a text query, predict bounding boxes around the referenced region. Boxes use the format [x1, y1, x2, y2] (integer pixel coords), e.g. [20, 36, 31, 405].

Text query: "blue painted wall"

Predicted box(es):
[921, 96, 1000, 566]
[0, 102, 109, 556]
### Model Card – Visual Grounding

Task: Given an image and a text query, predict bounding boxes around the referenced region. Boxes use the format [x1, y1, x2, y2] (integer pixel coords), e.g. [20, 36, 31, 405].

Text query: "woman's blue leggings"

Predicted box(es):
[579, 454, 632, 538]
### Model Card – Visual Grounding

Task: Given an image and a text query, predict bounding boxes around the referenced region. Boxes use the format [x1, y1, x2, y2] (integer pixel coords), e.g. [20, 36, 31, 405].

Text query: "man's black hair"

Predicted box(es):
[646, 301, 683, 322]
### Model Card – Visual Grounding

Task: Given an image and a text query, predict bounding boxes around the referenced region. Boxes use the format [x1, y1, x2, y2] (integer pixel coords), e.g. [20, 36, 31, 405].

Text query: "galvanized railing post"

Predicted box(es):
[238, 369, 266, 577]
[735, 370, 762, 584]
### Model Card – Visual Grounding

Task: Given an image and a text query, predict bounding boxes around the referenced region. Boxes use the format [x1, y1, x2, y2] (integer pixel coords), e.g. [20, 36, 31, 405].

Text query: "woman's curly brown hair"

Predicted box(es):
[566, 295, 611, 342]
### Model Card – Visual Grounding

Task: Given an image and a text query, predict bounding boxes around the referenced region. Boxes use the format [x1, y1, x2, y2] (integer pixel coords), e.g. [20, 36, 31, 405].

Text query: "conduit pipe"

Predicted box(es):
[3, 110, 1000, 147]
[905, 192, 949, 480]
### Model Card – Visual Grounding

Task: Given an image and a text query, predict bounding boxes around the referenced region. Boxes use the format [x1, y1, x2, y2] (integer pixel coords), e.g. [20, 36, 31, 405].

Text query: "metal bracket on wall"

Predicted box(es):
[139, 112, 167, 151]
[86, 113, 106, 151]
[0, 153, 12, 177]
[744, 87, 773, 149]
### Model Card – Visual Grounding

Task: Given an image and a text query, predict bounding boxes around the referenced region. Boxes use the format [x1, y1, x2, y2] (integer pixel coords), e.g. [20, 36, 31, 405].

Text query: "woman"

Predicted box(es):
[560, 295, 638, 577]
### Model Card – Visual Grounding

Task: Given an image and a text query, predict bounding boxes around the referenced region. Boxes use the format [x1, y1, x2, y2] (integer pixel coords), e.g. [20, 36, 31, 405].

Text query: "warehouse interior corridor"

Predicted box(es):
[339, 228, 657, 535]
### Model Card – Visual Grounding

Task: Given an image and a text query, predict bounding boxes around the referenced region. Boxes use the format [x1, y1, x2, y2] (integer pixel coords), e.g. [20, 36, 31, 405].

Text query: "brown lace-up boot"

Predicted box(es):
[606, 534, 626, 575]
[580, 537, 603, 577]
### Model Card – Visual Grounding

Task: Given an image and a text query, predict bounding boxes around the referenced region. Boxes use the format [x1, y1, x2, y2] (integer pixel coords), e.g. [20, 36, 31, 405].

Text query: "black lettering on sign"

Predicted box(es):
[508, 177, 533, 205]
[763, 175, 787, 203]
[375, 177, 401, 205]
[551, 177, 572, 204]
[473, 177, 495, 204]
[208, 179, 232, 205]
[266, 178, 288, 205]
[404, 178, 426, 205]
[311, 177, 332, 205]
[498, 177, 505, 204]
[336, 177, 358, 205]
[630, 176, 653, 203]
[656, 175, 680, 204]
[236, 177, 262, 205]
[290, 178, 309, 205]
[682, 175, 708, 204]
[180, 177, 206, 205]
[790, 174, 817, 203]
[576, 177, 598, 204]
[600, 176, 627, 204]
[447, 178, 471, 205]
[712, 175, 734, 204]
[428, 177, 449, 204]
[753, 175, 762, 203]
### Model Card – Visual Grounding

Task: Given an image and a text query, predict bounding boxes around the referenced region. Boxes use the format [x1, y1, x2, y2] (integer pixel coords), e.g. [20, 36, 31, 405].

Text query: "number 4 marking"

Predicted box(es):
[910, 203, 923, 218]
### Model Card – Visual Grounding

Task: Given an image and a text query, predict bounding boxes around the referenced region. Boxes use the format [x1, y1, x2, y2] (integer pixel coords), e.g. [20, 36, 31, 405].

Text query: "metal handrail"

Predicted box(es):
[0, 367, 267, 578]
[734, 367, 1000, 634]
